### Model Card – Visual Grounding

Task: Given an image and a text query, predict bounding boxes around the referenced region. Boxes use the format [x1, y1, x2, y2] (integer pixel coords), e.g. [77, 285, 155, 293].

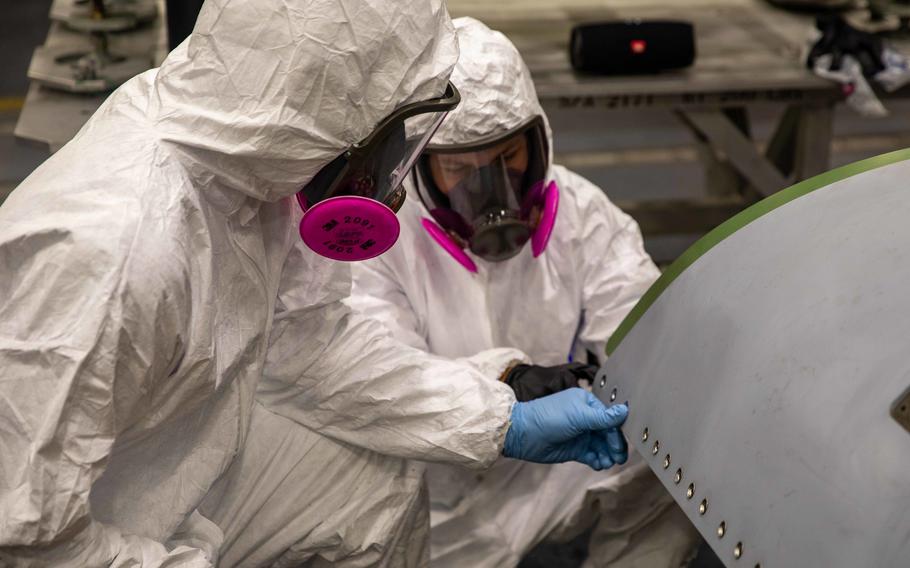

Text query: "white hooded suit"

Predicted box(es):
[0, 3, 523, 566]
[350, 18, 701, 568]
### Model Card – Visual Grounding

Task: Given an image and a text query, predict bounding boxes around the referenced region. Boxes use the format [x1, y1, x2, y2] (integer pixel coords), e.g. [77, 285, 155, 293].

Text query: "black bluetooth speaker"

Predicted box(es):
[570, 20, 696, 75]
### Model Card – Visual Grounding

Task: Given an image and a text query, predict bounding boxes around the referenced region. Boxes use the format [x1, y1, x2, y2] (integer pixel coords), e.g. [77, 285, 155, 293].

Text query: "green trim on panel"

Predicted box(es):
[606, 148, 910, 356]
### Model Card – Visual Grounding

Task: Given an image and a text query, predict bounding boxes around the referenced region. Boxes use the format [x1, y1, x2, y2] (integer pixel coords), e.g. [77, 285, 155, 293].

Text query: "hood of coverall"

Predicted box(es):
[426, 17, 554, 170]
[149, 0, 459, 202]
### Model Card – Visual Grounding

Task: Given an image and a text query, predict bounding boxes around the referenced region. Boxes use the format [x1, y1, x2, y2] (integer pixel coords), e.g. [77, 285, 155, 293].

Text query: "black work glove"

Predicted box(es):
[807, 15, 885, 77]
[503, 363, 599, 402]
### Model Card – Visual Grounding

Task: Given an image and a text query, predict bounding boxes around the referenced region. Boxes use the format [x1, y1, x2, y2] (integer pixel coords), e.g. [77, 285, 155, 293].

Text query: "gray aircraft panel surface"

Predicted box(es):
[593, 150, 910, 567]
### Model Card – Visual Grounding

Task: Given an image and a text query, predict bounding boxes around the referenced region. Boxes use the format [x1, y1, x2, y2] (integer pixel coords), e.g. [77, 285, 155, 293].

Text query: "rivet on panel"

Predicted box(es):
[674, 468, 682, 484]
[734, 542, 743, 559]
[686, 483, 695, 499]
[610, 388, 617, 402]
[698, 499, 708, 515]
[641, 428, 649, 442]
[717, 521, 726, 538]
[663, 454, 671, 469]
[652, 440, 660, 455]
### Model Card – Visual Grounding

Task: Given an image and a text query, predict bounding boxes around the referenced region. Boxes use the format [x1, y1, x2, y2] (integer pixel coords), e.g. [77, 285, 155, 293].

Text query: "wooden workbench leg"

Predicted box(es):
[679, 108, 789, 198]
[793, 102, 834, 180]
[765, 105, 801, 178]
[684, 108, 751, 199]
[691, 127, 741, 199]
[766, 103, 834, 183]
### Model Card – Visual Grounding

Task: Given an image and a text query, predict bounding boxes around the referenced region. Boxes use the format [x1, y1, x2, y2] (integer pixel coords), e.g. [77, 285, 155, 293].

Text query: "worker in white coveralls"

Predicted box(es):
[349, 18, 702, 568]
[0, 2, 631, 567]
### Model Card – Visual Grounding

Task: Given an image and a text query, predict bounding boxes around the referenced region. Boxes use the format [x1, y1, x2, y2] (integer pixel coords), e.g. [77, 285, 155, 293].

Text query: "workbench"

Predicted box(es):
[15, 0, 896, 240]
[447, 0, 843, 236]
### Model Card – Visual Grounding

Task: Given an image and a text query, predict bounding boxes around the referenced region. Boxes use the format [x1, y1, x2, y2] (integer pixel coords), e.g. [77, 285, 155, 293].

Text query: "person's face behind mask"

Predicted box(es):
[415, 117, 558, 270]
[427, 135, 529, 195]
[426, 136, 531, 261]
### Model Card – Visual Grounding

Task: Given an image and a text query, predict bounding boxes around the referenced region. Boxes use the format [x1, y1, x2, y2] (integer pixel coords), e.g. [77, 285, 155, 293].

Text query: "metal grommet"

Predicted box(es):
[652, 440, 660, 455]
[734, 542, 743, 560]
[699, 499, 708, 515]
[609, 387, 617, 402]
[663, 454, 671, 469]
[674, 468, 682, 484]
[641, 428, 649, 442]
[717, 521, 726, 538]
[599, 377, 606, 388]
[686, 483, 695, 499]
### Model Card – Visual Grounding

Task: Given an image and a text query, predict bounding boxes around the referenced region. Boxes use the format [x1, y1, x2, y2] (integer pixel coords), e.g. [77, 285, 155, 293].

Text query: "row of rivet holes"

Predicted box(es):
[604, 382, 761, 568]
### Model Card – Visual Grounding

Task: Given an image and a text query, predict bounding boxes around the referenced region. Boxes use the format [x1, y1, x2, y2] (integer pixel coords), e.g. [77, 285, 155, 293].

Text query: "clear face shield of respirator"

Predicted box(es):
[415, 116, 559, 272]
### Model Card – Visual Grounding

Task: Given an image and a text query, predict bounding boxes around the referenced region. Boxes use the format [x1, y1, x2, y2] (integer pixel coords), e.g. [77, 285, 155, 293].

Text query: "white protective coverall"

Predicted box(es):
[350, 18, 701, 568]
[0, 4, 522, 567]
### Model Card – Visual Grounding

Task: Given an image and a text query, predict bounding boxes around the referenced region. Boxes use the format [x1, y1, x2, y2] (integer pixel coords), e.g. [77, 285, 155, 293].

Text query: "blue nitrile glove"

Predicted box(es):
[502, 388, 629, 471]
